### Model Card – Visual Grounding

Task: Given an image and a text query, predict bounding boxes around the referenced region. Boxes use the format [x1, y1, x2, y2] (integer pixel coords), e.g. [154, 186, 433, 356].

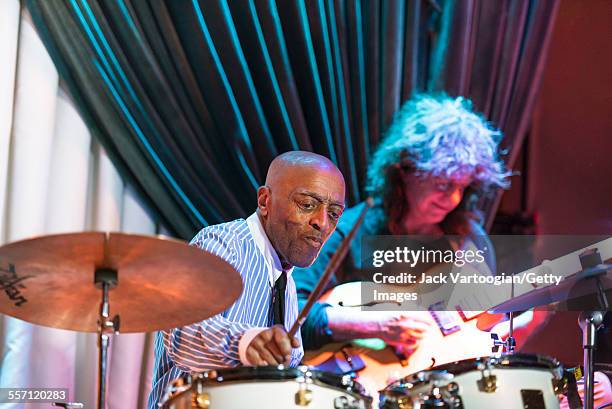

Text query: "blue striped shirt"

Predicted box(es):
[148, 217, 303, 408]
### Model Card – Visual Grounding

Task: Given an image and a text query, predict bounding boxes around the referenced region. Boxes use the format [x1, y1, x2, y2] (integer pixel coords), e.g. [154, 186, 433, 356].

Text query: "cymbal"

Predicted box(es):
[491, 264, 611, 313]
[0, 232, 243, 333]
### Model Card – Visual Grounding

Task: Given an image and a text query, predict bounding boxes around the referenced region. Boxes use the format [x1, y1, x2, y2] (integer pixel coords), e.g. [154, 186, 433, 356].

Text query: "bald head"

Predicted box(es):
[257, 151, 346, 268]
[265, 151, 342, 187]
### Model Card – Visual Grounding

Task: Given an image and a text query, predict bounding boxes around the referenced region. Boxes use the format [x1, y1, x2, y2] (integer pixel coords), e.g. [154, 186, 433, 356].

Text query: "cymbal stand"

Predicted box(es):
[579, 311, 604, 409]
[506, 277, 517, 354]
[577, 248, 609, 409]
[491, 279, 517, 354]
[95, 234, 120, 409]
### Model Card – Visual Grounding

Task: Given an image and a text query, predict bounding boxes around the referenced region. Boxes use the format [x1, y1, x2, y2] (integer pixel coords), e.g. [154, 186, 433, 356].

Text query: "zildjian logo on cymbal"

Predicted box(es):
[0, 262, 31, 307]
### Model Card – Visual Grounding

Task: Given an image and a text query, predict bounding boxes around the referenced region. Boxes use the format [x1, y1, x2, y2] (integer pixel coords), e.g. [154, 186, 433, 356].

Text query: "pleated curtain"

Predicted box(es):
[25, 0, 560, 238]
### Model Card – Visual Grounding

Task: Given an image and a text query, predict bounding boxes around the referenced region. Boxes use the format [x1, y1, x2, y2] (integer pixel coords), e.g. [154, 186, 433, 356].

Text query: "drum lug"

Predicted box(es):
[333, 395, 368, 409]
[295, 386, 313, 406]
[418, 385, 464, 409]
[396, 397, 414, 409]
[477, 373, 497, 393]
[551, 377, 567, 395]
[194, 392, 210, 409]
[334, 396, 349, 409]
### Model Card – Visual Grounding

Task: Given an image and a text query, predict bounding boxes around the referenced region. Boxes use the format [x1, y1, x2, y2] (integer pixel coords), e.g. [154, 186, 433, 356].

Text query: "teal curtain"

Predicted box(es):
[26, 0, 559, 239]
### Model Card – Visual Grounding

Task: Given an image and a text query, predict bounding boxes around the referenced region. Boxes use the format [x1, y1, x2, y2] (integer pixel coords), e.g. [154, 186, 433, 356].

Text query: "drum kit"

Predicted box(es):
[0, 231, 609, 409]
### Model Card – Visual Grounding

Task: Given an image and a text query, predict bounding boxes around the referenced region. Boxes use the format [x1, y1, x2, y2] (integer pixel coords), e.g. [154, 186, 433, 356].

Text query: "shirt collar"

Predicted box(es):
[246, 212, 294, 285]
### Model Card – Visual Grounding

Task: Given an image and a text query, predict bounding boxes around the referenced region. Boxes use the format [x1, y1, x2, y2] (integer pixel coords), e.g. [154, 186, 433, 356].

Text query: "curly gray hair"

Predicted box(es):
[366, 93, 511, 234]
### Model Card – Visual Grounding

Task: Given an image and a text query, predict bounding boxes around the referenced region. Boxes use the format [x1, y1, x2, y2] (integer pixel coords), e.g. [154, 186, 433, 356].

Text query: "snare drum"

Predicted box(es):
[379, 354, 564, 409]
[160, 365, 373, 409]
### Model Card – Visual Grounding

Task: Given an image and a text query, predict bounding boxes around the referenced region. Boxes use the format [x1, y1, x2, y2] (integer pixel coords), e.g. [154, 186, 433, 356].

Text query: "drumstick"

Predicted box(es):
[288, 198, 373, 338]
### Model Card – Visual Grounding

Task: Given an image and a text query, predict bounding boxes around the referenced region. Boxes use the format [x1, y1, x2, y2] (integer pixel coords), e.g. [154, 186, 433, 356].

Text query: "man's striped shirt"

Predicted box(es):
[148, 217, 303, 408]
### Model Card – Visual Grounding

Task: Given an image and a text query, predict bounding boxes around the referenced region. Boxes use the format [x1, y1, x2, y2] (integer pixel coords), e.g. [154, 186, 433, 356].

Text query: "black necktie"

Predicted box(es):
[272, 271, 287, 326]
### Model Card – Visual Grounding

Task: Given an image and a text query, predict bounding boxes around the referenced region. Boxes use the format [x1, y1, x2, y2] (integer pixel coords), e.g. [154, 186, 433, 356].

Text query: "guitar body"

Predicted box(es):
[303, 282, 496, 402]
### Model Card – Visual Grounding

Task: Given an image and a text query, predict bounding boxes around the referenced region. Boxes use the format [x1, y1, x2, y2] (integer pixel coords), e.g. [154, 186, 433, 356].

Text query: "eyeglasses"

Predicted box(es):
[428, 177, 471, 194]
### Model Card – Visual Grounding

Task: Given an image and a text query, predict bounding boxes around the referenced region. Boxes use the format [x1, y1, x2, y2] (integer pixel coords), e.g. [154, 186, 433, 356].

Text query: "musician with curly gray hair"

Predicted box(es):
[294, 92, 511, 352]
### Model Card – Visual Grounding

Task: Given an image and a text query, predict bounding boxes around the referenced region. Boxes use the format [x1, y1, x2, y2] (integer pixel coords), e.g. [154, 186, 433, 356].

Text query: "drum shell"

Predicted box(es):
[379, 354, 563, 409]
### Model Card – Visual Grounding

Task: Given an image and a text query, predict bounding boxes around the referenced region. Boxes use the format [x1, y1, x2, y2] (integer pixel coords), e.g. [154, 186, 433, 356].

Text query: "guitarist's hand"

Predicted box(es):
[371, 311, 431, 349]
[327, 309, 431, 349]
[245, 325, 300, 366]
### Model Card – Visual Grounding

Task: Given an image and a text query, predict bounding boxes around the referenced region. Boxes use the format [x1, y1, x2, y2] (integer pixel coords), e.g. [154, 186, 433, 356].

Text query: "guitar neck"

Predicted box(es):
[451, 238, 612, 313]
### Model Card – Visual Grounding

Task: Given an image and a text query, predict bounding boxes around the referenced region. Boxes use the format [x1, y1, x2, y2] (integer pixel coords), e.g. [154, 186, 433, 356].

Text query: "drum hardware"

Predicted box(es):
[439, 382, 464, 408]
[334, 396, 349, 408]
[0, 232, 242, 409]
[295, 383, 314, 406]
[579, 310, 605, 409]
[206, 370, 220, 381]
[412, 371, 454, 384]
[342, 373, 358, 387]
[476, 363, 497, 393]
[380, 388, 458, 409]
[160, 366, 372, 409]
[577, 248, 609, 409]
[418, 378, 463, 408]
[491, 280, 518, 355]
[94, 243, 120, 409]
[420, 389, 462, 409]
[563, 369, 585, 409]
[194, 373, 210, 408]
[333, 395, 370, 409]
[395, 396, 413, 409]
[551, 375, 568, 395]
[490, 241, 611, 409]
[52, 403, 84, 408]
[490, 332, 515, 355]
[504, 307, 517, 354]
[398, 382, 464, 409]
[193, 392, 210, 409]
[446, 382, 459, 395]
[476, 372, 497, 393]
[380, 354, 564, 409]
[386, 371, 463, 409]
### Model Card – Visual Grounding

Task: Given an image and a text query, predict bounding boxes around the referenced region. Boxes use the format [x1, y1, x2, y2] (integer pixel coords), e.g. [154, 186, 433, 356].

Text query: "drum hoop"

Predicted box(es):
[163, 366, 372, 403]
[427, 353, 560, 373]
[384, 353, 563, 392]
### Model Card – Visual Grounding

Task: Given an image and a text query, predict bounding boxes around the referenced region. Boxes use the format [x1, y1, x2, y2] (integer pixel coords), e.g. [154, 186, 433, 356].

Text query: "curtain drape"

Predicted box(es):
[25, 0, 560, 239]
[0, 3, 160, 407]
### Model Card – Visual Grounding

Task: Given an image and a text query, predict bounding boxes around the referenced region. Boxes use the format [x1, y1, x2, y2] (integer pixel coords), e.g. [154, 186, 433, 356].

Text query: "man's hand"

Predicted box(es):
[245, 325, 301, 366]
